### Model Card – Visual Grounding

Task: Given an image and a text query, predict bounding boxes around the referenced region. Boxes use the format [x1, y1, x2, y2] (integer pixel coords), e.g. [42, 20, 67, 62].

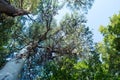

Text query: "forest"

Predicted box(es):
[0, 0, 120, 80]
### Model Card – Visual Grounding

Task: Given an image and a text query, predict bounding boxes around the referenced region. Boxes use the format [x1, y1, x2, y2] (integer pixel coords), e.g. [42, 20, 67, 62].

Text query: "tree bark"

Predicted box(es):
[0, 0, 29, 17]
[0, 59, 26, 80]
[0, 42, 37, 80]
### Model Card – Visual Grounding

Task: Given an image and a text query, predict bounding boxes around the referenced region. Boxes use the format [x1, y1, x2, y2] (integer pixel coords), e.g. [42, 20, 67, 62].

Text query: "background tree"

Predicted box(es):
[98, 13, 120, 79]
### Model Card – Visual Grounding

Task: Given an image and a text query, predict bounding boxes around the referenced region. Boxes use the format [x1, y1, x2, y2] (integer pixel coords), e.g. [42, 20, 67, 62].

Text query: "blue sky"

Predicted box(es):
[87, 0, 120, 42]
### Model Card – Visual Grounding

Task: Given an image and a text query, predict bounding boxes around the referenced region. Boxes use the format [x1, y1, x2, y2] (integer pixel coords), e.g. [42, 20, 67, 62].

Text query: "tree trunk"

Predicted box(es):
[0, 42, 37, 80]
[0, 59, 26, 80]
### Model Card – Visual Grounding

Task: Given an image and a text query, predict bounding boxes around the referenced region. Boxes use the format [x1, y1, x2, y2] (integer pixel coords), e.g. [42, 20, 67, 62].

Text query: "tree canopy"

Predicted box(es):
[98, 13, 120, 79]
[1, 0, 120, 80]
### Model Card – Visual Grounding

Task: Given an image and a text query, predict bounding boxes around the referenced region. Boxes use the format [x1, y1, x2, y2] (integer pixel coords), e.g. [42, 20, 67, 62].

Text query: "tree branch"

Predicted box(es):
[0, 0, 29, 17]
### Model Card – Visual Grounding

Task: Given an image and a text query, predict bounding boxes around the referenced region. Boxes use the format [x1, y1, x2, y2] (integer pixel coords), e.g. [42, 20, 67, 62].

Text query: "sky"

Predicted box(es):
[87, 0, 120, 42]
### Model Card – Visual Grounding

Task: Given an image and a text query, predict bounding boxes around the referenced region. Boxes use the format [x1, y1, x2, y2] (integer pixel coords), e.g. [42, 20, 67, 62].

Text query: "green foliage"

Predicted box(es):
[37, 52, 109, 80]
[98, 13, 120, 78]
[37, 57, 85, 80]
[0, 18, 15, 68]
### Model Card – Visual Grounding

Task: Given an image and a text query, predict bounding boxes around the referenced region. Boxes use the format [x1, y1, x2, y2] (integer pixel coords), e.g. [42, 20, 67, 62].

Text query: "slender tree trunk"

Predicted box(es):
[0, 42, 37, 80]
[0, 59, 26, 80]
